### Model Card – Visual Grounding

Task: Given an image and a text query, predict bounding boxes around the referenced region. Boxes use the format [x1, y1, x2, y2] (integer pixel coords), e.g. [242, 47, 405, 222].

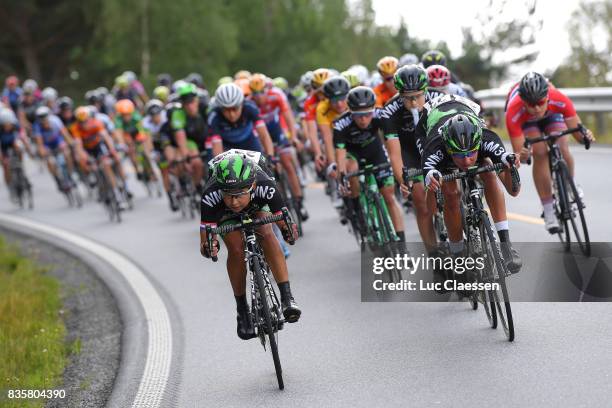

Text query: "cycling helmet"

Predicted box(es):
[214, 152, 257, 192]
[23, 79, 38, 94]
[215, 83, 244, 108]
[172, 79, 187, 93]
[115, 75, 129, 88]
[322, 76, 350, 101]
[421, 50, 447, 68]
[5, 76, 18, 87]
[249, 73, 267, 93]
[145, 99, 164, 116]
[341, 71, 361, 88]
[153, 86, 170, 101]
[234, 70, 252, 80]
[96, 86, 109, 96]
[74, 106, 90, 122]
[35, 106, 51, 119]
[58, 96, 73, 111]
[300, 71, 314, 91]
[217, 76, 233, 87]
[369, 72, 383, 87]
[347, 86, 376, 112]
[518, 72, 549, 104]
[186, 72, 204, 88]
[376, 56, 399, 76]
[394, 65, 428, 92]
[42, 87, 58, 102]
[399, 53, 419, 67]
[88, 105, 99, 115]
[272, 77, 288, 90]
[123, 71, 137, 83]
[157, 73, 172, 87]
[115, 99, 135, 115]
[311, 68, 331, 90]
[0, 108, 18, 125]
[426, 65, 451, 88]
[441, 113, 483, 153]
[177, 82, 198, 100]
[85, 90, 101, 105]
[348, 65, 369, 85]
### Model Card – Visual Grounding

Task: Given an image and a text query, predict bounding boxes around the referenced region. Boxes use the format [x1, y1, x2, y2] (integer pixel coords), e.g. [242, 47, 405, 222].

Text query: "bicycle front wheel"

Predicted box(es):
[559, 162, 591, 256]
[252, 257, 284, 390]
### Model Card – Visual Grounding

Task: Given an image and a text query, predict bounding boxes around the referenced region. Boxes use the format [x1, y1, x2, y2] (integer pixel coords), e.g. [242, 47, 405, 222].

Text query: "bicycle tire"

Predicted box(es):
[252, 256, 284, 390]
[374, 193, 402, 282]
[558, 162, 591, 256]
[470, 229, 497, 328]
[553, 165, 571, 251]
[481, 217, 514, 341]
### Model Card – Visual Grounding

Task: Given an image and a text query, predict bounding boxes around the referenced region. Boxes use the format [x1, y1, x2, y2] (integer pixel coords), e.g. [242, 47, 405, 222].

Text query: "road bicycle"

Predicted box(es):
[7, 148, 33, 209]
[206, 208, 296, 390]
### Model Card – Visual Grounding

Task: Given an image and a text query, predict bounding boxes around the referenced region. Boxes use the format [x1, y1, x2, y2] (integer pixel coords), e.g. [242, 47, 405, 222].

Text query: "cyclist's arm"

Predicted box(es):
[564, 115, 595, 143]
[318, 123, 335, 165]
[255, 123, 274, 156]
[60, 126, 75, 145]
[305, 119, 321, 157]
[101, 129, 116, 154]
[174, 129, 190, 157]
[385, 137, 404, 185]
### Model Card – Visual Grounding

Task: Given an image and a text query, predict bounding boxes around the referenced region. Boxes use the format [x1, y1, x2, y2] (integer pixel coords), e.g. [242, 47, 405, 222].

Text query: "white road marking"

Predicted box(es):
[0, 213, 172, 408]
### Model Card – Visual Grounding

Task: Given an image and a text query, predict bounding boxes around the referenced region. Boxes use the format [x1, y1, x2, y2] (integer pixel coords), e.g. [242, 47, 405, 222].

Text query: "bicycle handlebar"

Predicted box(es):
[524, 125, 590, 165]
[344, 162, 391, 179]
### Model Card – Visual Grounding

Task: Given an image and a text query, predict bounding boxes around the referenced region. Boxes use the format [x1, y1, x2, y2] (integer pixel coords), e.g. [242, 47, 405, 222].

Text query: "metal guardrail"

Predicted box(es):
[475, 87, 612, 112]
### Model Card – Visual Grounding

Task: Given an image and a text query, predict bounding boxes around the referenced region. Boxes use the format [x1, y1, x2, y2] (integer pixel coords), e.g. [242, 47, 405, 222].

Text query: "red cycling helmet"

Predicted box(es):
[426, 65, 451, 88]
[5, 75, 19, 87]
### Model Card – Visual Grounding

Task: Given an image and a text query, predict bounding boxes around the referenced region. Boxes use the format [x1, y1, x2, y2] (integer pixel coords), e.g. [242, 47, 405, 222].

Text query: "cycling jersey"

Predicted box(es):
[69, 118, 105, 150]
[170, 106, 208, 151]
[251, 88, 290, 147]
[143, 112, 170, 152]
[114, 111, 144, 137]
[207, 100, 265, 150]
[332, 111, 394, 187]
[316, 99, 345, 126]
[1, 87, 22, 112]
[0, 125, 20, 153]
[95, 112, 115, 133]
[505, 85, 577, 138]
[374, 83, 397, 108]
[21, 99, 40, 125]
[303, 93, 320, 121]
[33, 115, 65, 149]
[200, 167, 284, 227]
[417, 94, 507, 172]
[114, 88, 137, 103]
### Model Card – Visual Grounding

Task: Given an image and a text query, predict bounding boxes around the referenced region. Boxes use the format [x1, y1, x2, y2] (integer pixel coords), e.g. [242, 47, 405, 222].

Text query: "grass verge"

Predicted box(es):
[0, 236, 67, 407]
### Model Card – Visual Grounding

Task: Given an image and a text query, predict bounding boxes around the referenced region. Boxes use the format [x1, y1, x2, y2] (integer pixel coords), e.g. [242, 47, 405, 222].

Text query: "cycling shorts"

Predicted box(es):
[521, 113, 567, 136]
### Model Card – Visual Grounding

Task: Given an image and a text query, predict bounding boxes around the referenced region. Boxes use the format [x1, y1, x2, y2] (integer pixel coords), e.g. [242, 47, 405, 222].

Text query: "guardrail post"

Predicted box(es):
[595, 112, 606, 135]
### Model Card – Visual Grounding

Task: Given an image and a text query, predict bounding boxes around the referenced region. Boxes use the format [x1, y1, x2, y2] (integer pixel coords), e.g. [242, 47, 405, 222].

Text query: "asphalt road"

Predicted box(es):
[2, 144, 611, 407]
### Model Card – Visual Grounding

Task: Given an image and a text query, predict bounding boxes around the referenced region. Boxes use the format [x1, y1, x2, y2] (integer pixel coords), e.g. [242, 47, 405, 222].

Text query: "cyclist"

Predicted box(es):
[379, 64, 443, 255]
[123, 70, 149, 105]
[426, 65, 467, 97]
[505, 72, 594, 233]
[143, 99, 177, 210]
[33, 106, 75, 191]
[2, 76, 22, 113]
[166, 83, 207, 189]
[41, 87, 59, 111]
[421, 50, 461, 84]
[113, 99, 148, 179]
[157, 73, 173, 88]
[248, 74, 308, 220]
[70, 106, 129, 207]
[373, 56, 399, 107]
[199, 151, 301, 340]
[418, 94, 522, 275]
[58, 97, 75, 127]
[113, 75, 139, 106]
[303, 68, 331, 171]
[0, 108, 25, 188]
[333, 86, 406, 241]
[317, 76, 351, 178]
[153, 86, 170, 104]
[207, 83, 274, 157]
[398, 53, 419, 67]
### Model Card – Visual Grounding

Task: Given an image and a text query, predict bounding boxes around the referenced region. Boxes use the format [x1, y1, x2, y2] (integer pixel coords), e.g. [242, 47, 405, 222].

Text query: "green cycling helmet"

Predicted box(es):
[441, 113, 483, 153]
[214, 152, 257, 192]
[394, 65, 428, 93]
[177, 83, 197, 99]
[272, 77, 289, 90]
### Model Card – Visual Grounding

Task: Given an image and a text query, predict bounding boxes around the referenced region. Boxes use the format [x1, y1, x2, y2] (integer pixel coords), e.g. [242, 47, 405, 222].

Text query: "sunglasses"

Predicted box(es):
[524, 98, 548, 108]
[222, 106, 241, 113]
[330, 96, 347, 103]
[351, 110, 374, 118]
[400, 92, 424, 102]
[384, 76, 394, 82]
[221, 185, 253, 198]
[451, 149, 478, 159]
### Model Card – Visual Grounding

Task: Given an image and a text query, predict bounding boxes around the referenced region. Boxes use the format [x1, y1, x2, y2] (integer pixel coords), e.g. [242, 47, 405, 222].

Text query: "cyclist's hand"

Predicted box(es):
[425, 170, 442, 192]
[314, 154, 326, 172]
[582, 127, 595, 143]
[281, 223, 297, 245]
[326, 162, 337, 179]
[502, 152, 520, 169]
[399, 182, 410, 198]
[200, 239, 219, 258]
[338, 176, 350, 196]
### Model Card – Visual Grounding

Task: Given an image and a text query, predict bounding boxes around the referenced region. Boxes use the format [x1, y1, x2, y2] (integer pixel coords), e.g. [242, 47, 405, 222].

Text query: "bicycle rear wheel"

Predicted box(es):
[558, 162, 590, 256]
[253, 257, 284, 390]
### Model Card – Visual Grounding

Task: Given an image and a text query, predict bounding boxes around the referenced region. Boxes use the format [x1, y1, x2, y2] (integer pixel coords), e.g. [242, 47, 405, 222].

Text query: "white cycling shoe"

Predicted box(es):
[543, 210, 560, 234]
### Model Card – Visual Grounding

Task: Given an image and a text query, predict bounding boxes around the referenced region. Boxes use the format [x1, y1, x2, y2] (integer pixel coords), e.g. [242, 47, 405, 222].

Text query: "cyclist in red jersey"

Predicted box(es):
[505, 72, 594, 233]
[303, 68, 330, 171]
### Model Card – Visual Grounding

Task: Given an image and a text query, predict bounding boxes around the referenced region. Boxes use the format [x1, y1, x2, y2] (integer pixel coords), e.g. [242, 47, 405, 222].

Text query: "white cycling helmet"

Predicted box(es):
[23, 79, 38, 94]
[348, 65, 369, 85]
[0, 108, 18, 125]
[214, 83, 244, 108]
[35, 105, 51, 119]
[145, 99, 164, 116]
[42, 87, 58, 102]
[399, 53, 419, 67]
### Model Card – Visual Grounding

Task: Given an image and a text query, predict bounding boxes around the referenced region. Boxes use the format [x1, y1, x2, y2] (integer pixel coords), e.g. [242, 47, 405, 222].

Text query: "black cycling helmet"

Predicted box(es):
[157, 73, 173, 87]
[145, 99, 164, 116]
[186, 72, 204, 88]
[394, 65, 428, 93]
[85, 90, 101, 105]
[441, 113, 483, 154]
[214, 152, 257, 192]
[322, 76, 350, 101]
[347, 86, 376, 111]
[58, 96, 73, 111]
[421, 50, 447, 68]
[518, 72, 549, 104]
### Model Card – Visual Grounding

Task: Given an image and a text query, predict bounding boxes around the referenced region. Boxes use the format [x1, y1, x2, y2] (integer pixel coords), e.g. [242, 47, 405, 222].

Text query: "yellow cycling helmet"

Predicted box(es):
[234, 70, 252, 80]
[376, 56, 399, 76]
[217, 76, 233, 87]
[311, 68, 331, 90]
[249, 73, 267, 93]
[341, 71, 361, 88]
[153, 86, 170, 102]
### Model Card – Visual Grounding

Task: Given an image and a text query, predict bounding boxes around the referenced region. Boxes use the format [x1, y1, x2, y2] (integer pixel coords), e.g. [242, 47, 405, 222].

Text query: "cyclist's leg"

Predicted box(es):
[441, 179, 463, 252]
[186, 139, 203, 188]
[411, 181, 437, 253]
[1, 145, 10, 186]
[523, 121, 552, 200]
[256, 221, 288, 283]
[160, 145, 174, 193]
[541, 113, 575, 176]
[222, 230, 249, 296]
